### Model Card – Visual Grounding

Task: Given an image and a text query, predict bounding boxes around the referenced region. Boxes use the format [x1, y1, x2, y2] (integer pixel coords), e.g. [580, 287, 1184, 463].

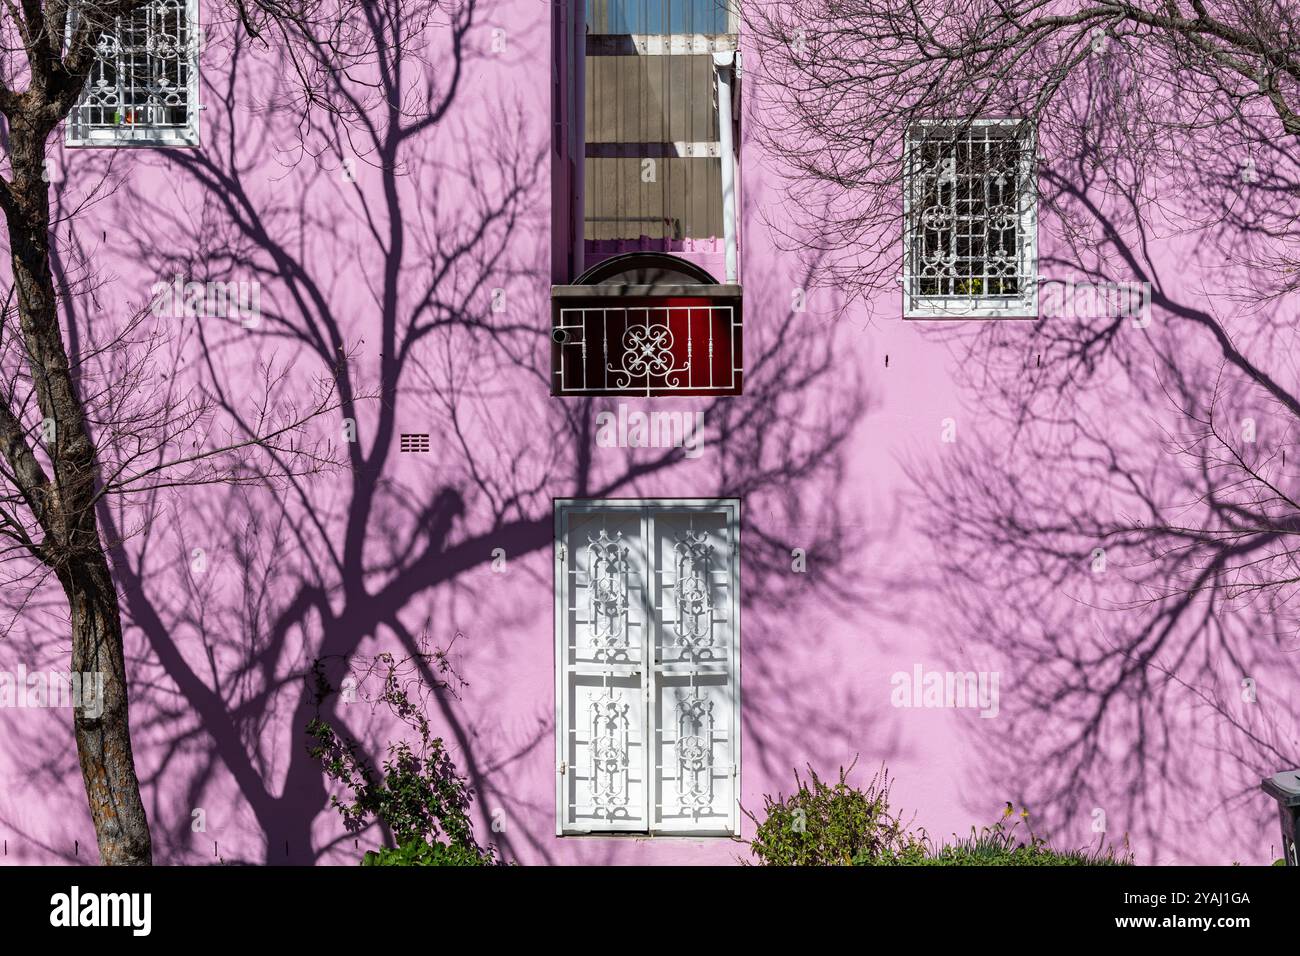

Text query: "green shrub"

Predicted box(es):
[361, 836, 494, 867]
[864, 814, 1133, 866]
[747, 762, 1136, 867]
[744, 761, 917, 865]
[306, 655, 499, 866]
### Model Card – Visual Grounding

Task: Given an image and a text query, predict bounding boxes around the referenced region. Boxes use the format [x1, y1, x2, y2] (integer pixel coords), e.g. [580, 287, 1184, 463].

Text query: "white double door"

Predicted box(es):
[555, 499, 740, 835]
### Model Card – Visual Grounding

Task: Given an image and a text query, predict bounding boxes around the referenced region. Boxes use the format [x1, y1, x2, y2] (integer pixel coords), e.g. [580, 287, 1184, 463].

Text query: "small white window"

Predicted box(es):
[66, 0, 200, 148]
[903, 119, 1037, 318]
[555, 498, 740, 836]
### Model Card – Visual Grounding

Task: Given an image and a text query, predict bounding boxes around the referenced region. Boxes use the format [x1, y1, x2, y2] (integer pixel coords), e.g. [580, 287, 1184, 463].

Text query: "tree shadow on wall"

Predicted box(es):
[911, 67, 1300, 864]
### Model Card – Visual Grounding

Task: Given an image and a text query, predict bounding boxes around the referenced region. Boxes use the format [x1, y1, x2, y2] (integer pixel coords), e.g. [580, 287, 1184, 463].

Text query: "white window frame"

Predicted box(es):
[902, 118, 1037, 319]
[554, 496, 742, 837]
[65, 0, 201, 148]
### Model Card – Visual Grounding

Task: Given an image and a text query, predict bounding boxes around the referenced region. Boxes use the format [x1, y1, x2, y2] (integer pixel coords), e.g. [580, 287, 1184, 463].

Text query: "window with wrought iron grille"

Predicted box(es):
[903, 120, 1037, 318]
[555, 499, 740, 835]
[66, 0, 200, 147]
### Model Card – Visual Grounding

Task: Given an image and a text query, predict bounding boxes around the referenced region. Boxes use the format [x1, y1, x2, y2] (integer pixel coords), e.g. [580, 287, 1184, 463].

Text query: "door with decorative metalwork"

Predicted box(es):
[555, 499, 740, 836]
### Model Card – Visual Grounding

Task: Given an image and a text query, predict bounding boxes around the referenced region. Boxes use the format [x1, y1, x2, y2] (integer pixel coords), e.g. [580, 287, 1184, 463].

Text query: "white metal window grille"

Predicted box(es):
[555, 498, 740, 835]
[66, 0, 200, 147]
[903, 120, 1036, 318]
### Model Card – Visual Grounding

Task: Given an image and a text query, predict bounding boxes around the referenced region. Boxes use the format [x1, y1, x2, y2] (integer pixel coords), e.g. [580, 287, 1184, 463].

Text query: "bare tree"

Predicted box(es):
[0, 1, 342, 864]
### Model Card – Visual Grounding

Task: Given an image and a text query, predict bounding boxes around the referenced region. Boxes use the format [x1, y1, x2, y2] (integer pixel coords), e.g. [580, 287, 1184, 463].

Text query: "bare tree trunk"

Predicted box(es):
[2, 113, 152, 865]
[63, 556, 153, 865]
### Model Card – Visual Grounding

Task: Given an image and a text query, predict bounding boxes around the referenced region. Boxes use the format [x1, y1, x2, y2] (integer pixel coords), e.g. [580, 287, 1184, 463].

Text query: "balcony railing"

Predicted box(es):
[551, 286, 743, 396]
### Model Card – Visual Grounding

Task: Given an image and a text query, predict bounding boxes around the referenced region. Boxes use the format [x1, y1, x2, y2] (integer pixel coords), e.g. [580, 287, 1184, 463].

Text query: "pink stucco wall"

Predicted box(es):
[0, 0, 1293, 866]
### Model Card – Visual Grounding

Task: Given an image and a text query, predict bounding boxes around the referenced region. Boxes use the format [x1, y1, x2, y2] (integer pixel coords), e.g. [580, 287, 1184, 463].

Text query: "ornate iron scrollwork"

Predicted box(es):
[910, 125, 1029, 300]
[673, 531, 714, 654]
[609, 323, 683, 389]
[73, 0, 192, 135]
[675, 691, 714, 816]
[590, 691, 631, 817]
[587, 530, 630, 659]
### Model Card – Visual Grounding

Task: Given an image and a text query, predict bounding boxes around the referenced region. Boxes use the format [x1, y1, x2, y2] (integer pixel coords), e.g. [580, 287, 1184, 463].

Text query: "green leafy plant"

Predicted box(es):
[744, 759, 917, 865]
[862, 805, 1133, 866]
[747, 762, 1137, 867]
[306, 653, 498, 866]
[361, 836, 494, 867]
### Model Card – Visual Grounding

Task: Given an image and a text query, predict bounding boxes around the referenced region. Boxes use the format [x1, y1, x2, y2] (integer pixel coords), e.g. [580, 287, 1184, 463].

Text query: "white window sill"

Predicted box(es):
[904, 294, 1038, 320]
[66, 129, 200, 149]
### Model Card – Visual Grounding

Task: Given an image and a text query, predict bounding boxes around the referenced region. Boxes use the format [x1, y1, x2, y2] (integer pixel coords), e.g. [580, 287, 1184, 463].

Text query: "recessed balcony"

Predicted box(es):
[551, 255, 742, 397]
